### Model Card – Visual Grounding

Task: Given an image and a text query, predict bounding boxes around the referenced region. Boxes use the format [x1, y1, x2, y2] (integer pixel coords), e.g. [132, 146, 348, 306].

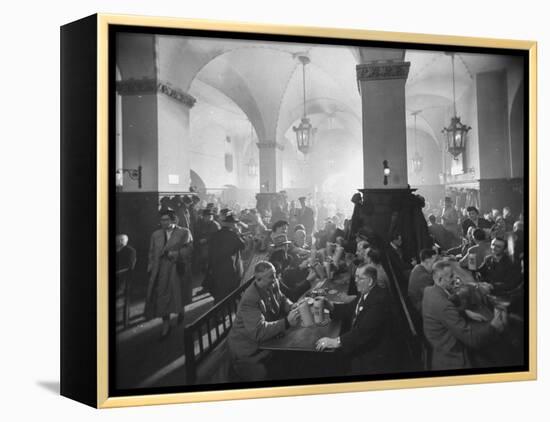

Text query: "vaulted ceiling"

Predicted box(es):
[148, 34, 524, 158]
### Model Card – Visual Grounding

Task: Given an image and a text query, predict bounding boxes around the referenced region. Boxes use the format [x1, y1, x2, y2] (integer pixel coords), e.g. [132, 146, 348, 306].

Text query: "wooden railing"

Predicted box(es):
[183, 277, 254, 385]
[379, 245, 422, 369]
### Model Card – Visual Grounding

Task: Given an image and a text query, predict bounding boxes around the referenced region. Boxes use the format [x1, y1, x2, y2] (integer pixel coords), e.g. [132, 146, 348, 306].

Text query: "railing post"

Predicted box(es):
[184, 329, 196, 385]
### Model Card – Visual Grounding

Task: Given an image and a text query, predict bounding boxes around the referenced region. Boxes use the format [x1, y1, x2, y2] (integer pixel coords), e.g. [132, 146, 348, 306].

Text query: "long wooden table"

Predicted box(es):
[260, 272, 354, 352]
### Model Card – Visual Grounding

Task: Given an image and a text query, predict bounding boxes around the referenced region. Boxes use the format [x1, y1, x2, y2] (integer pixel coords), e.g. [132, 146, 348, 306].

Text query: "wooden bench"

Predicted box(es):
[183, 277, 254, 385]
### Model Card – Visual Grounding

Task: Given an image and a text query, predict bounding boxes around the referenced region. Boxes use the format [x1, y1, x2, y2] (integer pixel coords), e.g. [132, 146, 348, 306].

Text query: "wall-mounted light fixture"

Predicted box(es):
[383, 160, 390, 185]
[116, 166, 142, 189]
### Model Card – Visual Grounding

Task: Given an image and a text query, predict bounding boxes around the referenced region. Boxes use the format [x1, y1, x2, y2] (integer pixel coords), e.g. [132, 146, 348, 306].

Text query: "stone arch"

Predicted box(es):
[509, 78, 524, 177]
[190, 169, 206, 193]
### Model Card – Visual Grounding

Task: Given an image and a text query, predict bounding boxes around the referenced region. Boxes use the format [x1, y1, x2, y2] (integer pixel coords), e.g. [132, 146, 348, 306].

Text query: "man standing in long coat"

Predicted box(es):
[204, 212, 246, 303]
[145, 209, 193, 339]
[297, 196, 315, 243]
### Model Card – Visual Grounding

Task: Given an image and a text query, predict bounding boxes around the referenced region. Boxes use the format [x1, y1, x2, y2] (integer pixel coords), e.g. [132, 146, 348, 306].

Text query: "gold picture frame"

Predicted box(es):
[60, 13, 537, 408]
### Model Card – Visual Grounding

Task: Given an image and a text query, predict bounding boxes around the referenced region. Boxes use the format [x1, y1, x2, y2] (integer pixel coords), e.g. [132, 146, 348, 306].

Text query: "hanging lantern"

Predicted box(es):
[442, 53, 471, 158]
[293, 55, 316, 155]
[443, 116, 471, 158]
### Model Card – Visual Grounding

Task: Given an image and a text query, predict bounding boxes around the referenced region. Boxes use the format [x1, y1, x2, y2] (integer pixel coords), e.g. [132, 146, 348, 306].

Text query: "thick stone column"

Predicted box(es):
[476, 70, 523, 213]
[115, 33, 196, 292]
[117, 79, 195, 193]
[257, 141, 283, 193]
[351, 59, 431, 260]
[357, 60, 411, 189]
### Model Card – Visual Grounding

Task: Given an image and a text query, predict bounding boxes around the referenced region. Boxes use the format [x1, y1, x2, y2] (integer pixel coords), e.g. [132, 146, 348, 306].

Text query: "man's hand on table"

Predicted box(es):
[315, 337, 340, 351]
[286, 308, 301, 328]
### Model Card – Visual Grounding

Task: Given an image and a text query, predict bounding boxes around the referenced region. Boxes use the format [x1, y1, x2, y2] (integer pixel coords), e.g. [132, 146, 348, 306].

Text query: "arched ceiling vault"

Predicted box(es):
[151, 35, 525, 160]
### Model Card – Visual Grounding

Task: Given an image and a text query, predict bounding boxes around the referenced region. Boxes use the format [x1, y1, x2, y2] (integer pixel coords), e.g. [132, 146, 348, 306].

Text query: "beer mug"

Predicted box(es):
[298, 300, 315, 327]
[312, 298, 325, 325]
[313, 262, 326, 280]
[323, 261, 332, 281]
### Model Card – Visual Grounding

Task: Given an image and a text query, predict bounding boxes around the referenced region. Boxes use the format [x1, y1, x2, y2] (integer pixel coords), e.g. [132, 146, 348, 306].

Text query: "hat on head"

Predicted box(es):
[298, 196, 306, 201]
[351, 193, 362, 204]
[270, 233, 292, 248]
[202, 208, 214, 216]
[182, 195, 192, 205]
[221, 211, 240, 224]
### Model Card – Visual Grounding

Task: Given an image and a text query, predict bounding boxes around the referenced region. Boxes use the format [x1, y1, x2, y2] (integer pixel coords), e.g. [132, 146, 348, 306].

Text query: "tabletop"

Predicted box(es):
[259, 271, 354, 352]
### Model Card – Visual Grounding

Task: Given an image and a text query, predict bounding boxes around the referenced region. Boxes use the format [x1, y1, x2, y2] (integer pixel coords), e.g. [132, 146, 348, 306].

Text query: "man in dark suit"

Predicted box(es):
[407, 248, 438, 330]
[315, 265, 395, 375]
[477, 237, 522, 295]
[203, 212, 246, 303]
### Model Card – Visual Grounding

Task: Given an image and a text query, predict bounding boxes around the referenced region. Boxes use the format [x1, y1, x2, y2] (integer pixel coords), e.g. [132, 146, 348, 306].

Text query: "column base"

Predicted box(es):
[255, 192, 283, 216]
[351, 188, 432, 261]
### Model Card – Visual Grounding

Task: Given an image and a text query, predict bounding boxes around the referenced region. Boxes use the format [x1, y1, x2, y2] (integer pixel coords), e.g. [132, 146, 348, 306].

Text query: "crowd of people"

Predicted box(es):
[116, 192, 526, 380]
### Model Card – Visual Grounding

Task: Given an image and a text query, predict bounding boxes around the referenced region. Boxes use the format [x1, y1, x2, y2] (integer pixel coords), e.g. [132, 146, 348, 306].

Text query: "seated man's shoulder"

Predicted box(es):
[422, 285, 446, 305]
[370, 285, 391, 304]
[410, 264, 423, 276]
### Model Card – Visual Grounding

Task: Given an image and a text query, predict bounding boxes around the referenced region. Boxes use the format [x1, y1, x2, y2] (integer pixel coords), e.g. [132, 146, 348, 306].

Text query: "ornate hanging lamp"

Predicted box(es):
[293, 55, 315, 155]
[411, 110, 423, 173]
[442, 52, 471, 159]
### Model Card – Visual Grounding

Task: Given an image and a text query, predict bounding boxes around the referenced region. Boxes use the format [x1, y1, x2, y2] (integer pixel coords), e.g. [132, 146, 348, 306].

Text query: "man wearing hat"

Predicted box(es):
[269, 233, 312, 302]
[176, 195, 192, 230]
[194, 208, 221, 274]
[268, 233, 293, 273]
[203, 211, 246, 303]
[145, 209, 193, 339]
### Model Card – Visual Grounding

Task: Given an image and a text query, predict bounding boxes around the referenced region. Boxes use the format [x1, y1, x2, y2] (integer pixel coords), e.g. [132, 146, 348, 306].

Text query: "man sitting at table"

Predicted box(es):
[269, 233, 313, 301]
[422, 260, 507, 370]
[408, 248, 438, 321]
[228, 261, 301, 381]
[477, 237, 522, 295]
[315, 265, 395, 375]
[459, 228, 491, 270]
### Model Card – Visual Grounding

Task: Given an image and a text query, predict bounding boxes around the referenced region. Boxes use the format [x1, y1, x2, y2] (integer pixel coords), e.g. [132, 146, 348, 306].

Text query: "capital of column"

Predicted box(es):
[256, 141, 285, 151]
[356, 61, 411, 82]
[116, 78, 197, 108]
